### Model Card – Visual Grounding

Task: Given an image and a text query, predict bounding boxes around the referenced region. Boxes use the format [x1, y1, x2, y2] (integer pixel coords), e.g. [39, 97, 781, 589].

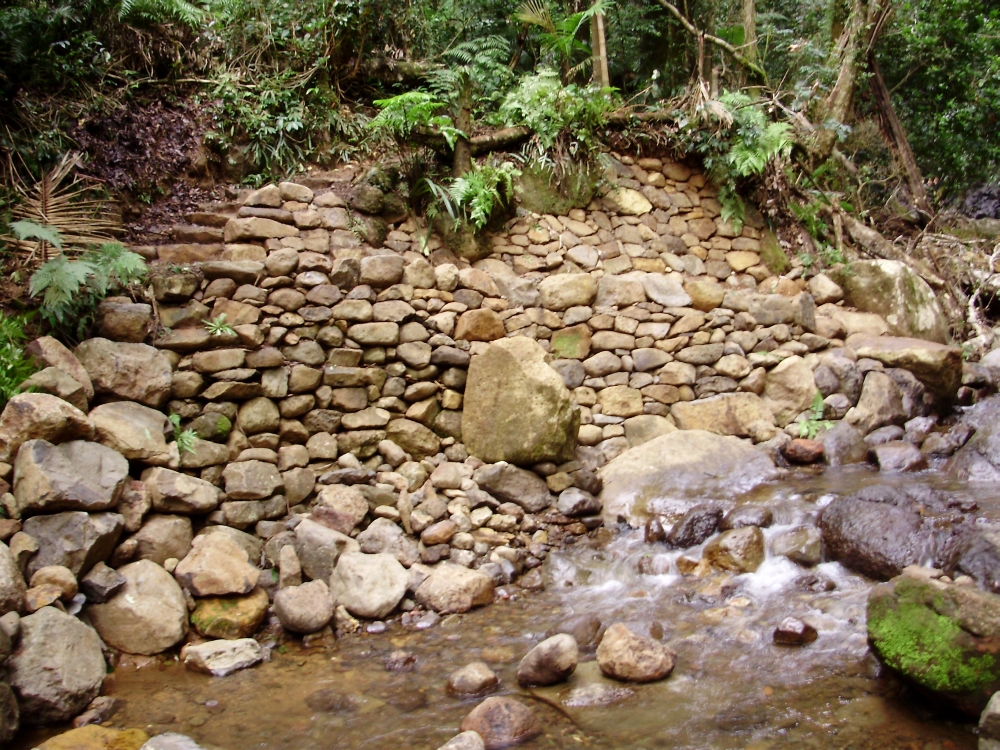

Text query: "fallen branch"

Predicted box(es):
[412, 126, 533, 156]
[839, 212, 945, 288]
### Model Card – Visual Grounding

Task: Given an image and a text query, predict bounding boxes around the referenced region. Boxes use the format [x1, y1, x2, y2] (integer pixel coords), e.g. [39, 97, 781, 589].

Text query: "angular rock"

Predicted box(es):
[79, 562, 126, 603]
[0, 393, 95, 462]
[87, 559, 188, 655]
[0, 541, 26, 615]
[9, 606, 106, 725]
[328, 551, 408, 619]
[847, 335, 962, 399]
[773, 617, 818, 646]
[25, 336, 94, 399]
[23, 512, 122, 578]
[182, 638, 263, 676]
[670, 393, 775, 438]
[74, 339, 172, 407]
[142, 467, 220, 515]
[356, 518, 420, 567]
[463, 337, 579, 465]
[174, 534, 259, 596]
[14, 439, 128, 515]
[293, 518, 360, 582]
[473, 463, 551, 513]
[596, 623, 675, 683]
[845, 371, 909, 435]
[384, 419, 441, 460]
[90, 402, 172, 465]
[19, 367, 88, 412]
[666, 504, 722, 548]
[762, 356, 818, 427]
[222, 460, 283, 500]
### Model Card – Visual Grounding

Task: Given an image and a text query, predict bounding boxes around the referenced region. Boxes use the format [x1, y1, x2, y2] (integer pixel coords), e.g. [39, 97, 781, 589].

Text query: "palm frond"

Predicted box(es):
[515, 0, 556, 33]
[4, 154, 121, 266]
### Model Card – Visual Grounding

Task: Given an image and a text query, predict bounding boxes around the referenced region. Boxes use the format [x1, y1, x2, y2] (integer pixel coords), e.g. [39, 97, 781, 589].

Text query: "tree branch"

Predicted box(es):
[651, 0, 768, 83]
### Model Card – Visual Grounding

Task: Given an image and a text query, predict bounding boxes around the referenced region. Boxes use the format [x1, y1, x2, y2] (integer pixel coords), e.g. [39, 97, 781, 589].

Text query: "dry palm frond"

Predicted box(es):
[3, 153, 121, 265]
[515, 0, 556, 33]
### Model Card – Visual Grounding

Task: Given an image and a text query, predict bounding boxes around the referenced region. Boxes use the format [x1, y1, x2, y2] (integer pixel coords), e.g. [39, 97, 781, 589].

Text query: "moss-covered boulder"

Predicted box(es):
[514, 160, 600, 215]
[831, 260, 949, 343]
[868, 571, 1000, 715]
[191, 587, 269, 639]
[462, 337, 579, 465]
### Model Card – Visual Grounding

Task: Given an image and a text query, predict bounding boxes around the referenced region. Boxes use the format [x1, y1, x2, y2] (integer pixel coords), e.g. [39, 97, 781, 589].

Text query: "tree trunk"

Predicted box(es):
[452, 84, 473, 177]
[591, 12, 611, 88]
[868, 52, 933, 218]
[742, 0, 757, 62]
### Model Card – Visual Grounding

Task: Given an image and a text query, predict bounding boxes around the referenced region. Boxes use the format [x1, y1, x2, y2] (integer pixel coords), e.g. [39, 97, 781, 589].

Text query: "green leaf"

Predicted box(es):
[10, 220, 62, 249]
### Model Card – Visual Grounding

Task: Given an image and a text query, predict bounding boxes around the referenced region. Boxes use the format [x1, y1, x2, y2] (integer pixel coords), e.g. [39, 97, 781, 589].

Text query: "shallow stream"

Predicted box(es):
[17, 467, 992, 750]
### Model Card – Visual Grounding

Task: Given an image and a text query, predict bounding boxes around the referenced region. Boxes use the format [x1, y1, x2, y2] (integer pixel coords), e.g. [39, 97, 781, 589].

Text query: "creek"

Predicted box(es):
[15, 467, 988, 749]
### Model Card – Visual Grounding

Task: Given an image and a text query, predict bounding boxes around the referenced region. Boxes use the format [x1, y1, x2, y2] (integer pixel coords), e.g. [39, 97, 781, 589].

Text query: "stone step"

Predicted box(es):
[186, 211, 234, 228]
[156, 244, 224, 263]
[171, 225, 225, 244]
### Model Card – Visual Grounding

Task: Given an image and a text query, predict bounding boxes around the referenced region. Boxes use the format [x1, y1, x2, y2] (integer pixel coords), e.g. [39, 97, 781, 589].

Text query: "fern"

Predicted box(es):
[0, 312, 37, 410]
[29, 255, 95, 321]
[368, 91, 465, 148]
[118, 0, 204, 27]
[798, 391, 833, 439]
[425, 160, 521, 233]
[204, 314, 236, 336]
[9, 220, 63, 249]
[427, 36, 514, 113]
[168, 413, 198, 454]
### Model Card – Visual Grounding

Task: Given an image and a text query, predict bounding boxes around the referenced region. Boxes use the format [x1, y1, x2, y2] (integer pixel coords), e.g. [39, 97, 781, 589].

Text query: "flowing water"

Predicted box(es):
[17, 467, 992, 750]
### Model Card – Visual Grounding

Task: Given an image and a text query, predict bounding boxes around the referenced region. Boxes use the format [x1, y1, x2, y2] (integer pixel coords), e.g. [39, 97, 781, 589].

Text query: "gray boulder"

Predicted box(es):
[293, 518, 359, 582]
[473, 463, 552, 513]
[9, 606, 106, 725]
[14, 439, 129, 515]
[133, 515, 193, 566]
[87, 559, 188, 655]
[74, 338, 173, 407]
[329, 552, 408, 619]
[273, 579, 334, 633]
[90, 402, 173, 465]
[22, 511, 123, 578]
[141, 467, 221, 515]
[356, 518, 420, 567]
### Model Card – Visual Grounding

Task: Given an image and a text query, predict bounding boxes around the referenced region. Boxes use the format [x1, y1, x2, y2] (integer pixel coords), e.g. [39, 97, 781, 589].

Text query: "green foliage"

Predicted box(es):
[29, 243, 147, 341]
[515, 0, 607, 82]
[426, 36, 514, 116]
[499, 70, 617, 153]
[9, 220, 63, 249]
[118, 0, 204, 26]
[798, 391, 833, 439]
[790, 199, 846, 266]
[423, 160, 521, 233]
[204, 314, 236, 336]
[0, 312, 37, 410]
[368, 91, 464, 149]
[168, 413, 198, 454]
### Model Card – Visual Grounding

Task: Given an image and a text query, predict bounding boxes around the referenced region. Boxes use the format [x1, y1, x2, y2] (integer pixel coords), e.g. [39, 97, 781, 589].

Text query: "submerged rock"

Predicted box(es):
[516, 633, 579, 687]
[596, 623, 676, 683]
[182, 638, 263, 676]
[459, 696, 541, 750]
[448, 662, 499, 695]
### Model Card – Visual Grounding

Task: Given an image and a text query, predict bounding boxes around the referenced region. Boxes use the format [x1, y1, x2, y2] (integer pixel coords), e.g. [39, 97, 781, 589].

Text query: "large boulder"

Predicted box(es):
[599, 430, 778, 527]
[670, 393, 775, 437]
[87, 559, 188, 655]
[75, 338, 172, 407]
[832, 260, 949, 343]
[25, 336, 94, 400]
[949, 396, 1000, 481]
[819, 485, 953, 580]
[0, 393, 94, 462]
[89, 402, 173, 465]
[868, 571, 1000, 715]
[462, 338, 579, 465]
[762, 356, 818, 427]
[174, 534, 259, 596]
[847, 335, 962, 399]
[141, 467, 221, 515]
[596, 623, 676, 683]
[414, 563, 494, 614]
[14, 439, 129, 515]
[23, 511, 123, 578]
[273, 580, 334, 633]
[9, 606, 106, 725]
[328, 552, 408, 619]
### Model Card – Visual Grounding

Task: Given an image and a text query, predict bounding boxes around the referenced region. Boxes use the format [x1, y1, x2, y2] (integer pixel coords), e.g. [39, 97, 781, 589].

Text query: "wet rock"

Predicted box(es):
[459, 696, 541, 750]
[437, 731, 486, 750]
[14, 439, 128, 515]
[704, 527, 765, 573]
[666, 504, 722, 548]
[720, 506, 773, 531]
[818, 422, 868, 466]
[142, 467, 221, 515]
[182, 638, 263, 676]
[517, 633, 579, 686]
[293, 518, 360, 582]
[819, 485, 940, 580]
[75, 338, 172, 407]
[845, 371, 908, 435]
[139, 733, 207, 750]
[9, 606, 106, 724]
[0, 393, 95, 463]
[0, 541, 25, 615]
[35, 725, 148, 750]
[415, 563, 494, 614]
[949, 397, 1000, 481]
[783, 438, 824, 464]
[600, 430, 777, 527]
[274, 579, 334, 633]
[981, 692, 1000, 748]
[90, 402, 173, 465]
[474, 463, 551, 513]
[23, 511, 123, 578]
[773, 617, 817, 646]
[329, 552, 408, 619]
[596, 623, 676, 683]
[79, 562, 126, 603]
[556, 487, 601, 517]
[771, 526, 822, 567]
[868, 572, 1000, 715]
[448, 662, 499, 694]
[190, 587, 269, 639]
[87, 559, 188, 654]
[872, 441, 928, 472]
[174, 534, 259, 596]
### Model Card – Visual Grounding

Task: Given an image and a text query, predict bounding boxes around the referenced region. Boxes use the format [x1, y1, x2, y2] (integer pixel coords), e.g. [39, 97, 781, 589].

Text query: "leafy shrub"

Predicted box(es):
[29, 242, 147, 341]
[204, 314, 236, 336]
[423, 160, 521, 232]
[367, 91, 463, 148]
[498, 70, 617, 153]
[0, 312, 37, 409]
